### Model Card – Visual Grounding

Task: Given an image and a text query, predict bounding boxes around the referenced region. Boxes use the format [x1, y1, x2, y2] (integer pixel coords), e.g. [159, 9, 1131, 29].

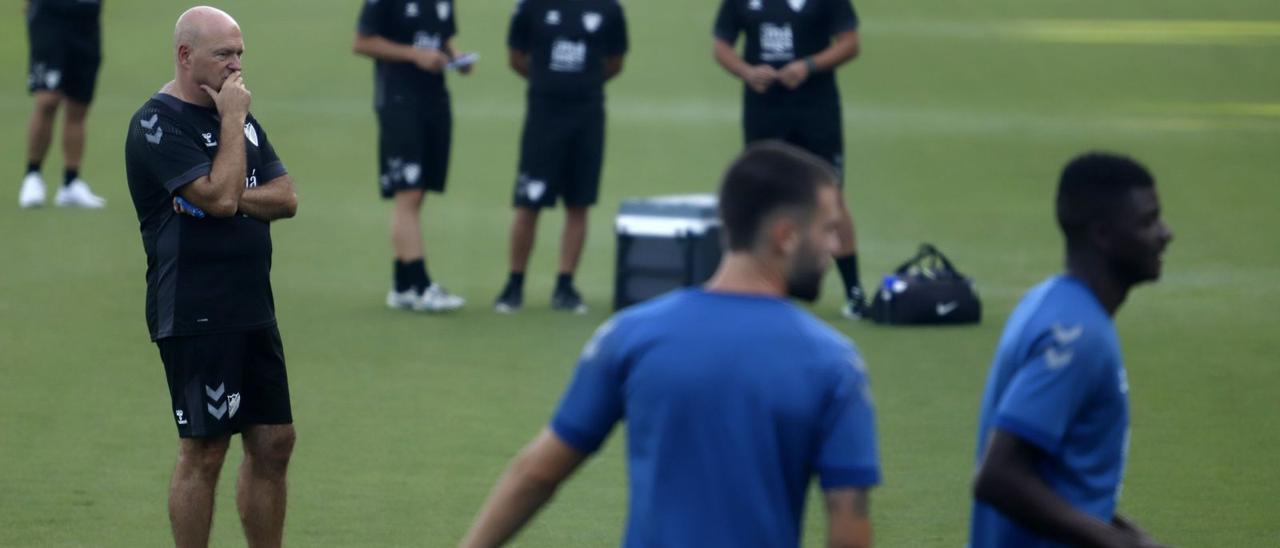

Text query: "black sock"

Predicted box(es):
[405, 258, 430, 292]
[835, 254, 861, 297]
[64, 168, 79, 187]
[555, 272, 573, 291]
[393, 260, 411, 292]
[26, 162, 40, 176]
[507, 271, 525, 291]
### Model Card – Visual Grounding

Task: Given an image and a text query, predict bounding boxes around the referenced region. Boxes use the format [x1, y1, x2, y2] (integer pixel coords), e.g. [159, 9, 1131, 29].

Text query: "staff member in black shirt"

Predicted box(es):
[354, 0, 470, 313]
[123, 7, 297, 547]
[494, 0, 628, 314]
[714, 0, 869, 318]
[19, 0, 107, 209]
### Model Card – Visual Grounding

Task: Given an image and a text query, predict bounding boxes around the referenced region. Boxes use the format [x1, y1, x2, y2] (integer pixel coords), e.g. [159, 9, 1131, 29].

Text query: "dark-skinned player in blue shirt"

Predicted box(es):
[971, 153, 1173, 548]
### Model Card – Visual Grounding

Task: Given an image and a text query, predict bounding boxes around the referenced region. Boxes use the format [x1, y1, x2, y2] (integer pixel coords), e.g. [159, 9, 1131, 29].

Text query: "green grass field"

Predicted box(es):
[3, 0, 1279, 545]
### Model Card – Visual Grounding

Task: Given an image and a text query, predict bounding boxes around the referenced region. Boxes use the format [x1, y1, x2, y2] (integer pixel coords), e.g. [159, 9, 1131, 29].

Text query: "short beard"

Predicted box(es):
[785, 247, 826, 302]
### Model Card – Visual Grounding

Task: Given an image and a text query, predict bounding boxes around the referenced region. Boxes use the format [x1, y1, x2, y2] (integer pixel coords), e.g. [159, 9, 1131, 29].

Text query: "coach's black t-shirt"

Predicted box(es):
[507, 0, 628, 102]
[714, 0, 858, 107]
[125, 93, 287, 341]
[356, 0, 457, 110]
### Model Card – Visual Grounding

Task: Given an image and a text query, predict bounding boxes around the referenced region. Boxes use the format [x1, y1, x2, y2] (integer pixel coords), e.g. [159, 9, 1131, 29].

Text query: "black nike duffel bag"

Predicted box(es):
[869, 244, 981, 325]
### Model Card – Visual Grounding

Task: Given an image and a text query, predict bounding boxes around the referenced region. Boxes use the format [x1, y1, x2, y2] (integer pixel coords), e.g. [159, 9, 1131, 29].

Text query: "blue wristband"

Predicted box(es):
[175, 196, 206, 218]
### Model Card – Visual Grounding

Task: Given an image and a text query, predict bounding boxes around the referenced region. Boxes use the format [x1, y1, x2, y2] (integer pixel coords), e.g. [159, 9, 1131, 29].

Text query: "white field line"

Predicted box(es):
[867, 19, 1280, 46]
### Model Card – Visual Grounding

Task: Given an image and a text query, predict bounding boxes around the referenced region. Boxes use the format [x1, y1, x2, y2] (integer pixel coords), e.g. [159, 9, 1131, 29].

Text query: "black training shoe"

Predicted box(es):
[551, 286, 589, 314]
[494, 283, 523, 314]
[841, 286, 870, 320]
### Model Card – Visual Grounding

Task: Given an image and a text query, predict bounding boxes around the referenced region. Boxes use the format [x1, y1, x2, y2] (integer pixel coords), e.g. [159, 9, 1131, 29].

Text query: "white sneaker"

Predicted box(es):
[416, 283, 465, 312]
[19, 172, 46, 208]
[54, 179, 106, 209]
[387, 289, 420, 310]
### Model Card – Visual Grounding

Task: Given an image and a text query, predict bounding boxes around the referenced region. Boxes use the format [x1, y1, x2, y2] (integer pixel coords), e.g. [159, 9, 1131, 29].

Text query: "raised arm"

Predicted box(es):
[460, 429, 587, 547]
[825, 488, 872, 548]
[178, 72, 250, 217]
[237, 175, 297, 221]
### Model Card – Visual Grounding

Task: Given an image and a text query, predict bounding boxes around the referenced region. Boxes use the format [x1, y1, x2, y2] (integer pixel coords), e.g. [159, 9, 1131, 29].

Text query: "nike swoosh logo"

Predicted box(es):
[936, 301, 959, 316]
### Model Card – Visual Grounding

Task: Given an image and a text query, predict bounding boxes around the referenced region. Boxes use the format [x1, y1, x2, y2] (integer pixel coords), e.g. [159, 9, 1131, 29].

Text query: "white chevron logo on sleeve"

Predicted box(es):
[141, 113, 163, 144]
[1051, 323, 1083, 345]
[1045, 347, 1074, 370]
[205, 383, 226, 401]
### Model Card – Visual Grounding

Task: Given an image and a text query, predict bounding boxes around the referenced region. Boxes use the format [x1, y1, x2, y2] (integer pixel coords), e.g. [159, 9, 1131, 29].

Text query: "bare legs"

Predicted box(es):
[506, 206, 589, 276]
[391, 189, 426, 262]
[168, 424, 296, 548]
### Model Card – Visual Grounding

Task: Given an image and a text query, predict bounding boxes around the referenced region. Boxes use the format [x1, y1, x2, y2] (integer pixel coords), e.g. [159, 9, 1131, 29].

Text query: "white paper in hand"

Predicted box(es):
[447, 52, 479, 70]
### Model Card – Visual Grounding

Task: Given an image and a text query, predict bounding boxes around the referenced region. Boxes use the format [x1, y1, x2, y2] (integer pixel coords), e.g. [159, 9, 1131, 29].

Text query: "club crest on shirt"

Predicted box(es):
[583, 12, 602, 33]
[787, 0, 806, 11]
[545, 9, 561, 25]
[405, 1, 419, 17]
[243, 123, 259, 147]
[437, 1, 450, 20]
[748, 0, 762, 11]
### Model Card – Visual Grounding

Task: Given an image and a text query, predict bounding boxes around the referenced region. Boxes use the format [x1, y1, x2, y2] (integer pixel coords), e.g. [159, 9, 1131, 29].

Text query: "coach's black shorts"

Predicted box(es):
[744, 101, 845, 184]
[513, 97, 605, 209]
[377, 100, 452, 198]
[157, 326, 293, 438]
[27, 12, 101, 104]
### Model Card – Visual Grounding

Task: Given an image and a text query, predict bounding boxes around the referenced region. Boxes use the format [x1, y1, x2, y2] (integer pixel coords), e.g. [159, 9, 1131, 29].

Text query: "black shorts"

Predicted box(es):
[377, 101, 452, 198]
[744, 101, 845, 184]
[27, 12, 101, 104]
[157, 326, 293, 438]
[513, 98, 605, 209]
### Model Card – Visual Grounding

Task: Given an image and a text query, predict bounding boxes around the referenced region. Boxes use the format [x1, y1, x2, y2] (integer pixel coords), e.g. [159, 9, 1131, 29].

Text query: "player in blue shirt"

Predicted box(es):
[970, 153, 1173, 548]
[462, 141, 880, 547]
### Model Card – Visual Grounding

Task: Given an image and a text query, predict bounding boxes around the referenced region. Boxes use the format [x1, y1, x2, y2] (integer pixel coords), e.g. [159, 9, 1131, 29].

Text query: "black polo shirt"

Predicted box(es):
[356, 0, 457, 110]
[124, 93, 287, 341]
[714, 0, 858, 107]
[507, 0, 628, 103]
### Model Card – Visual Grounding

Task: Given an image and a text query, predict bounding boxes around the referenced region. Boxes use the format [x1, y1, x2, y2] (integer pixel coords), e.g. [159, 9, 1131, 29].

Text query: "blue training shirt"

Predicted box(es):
[970, 275, 1130, 548]
[551, 288, 880, 547]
